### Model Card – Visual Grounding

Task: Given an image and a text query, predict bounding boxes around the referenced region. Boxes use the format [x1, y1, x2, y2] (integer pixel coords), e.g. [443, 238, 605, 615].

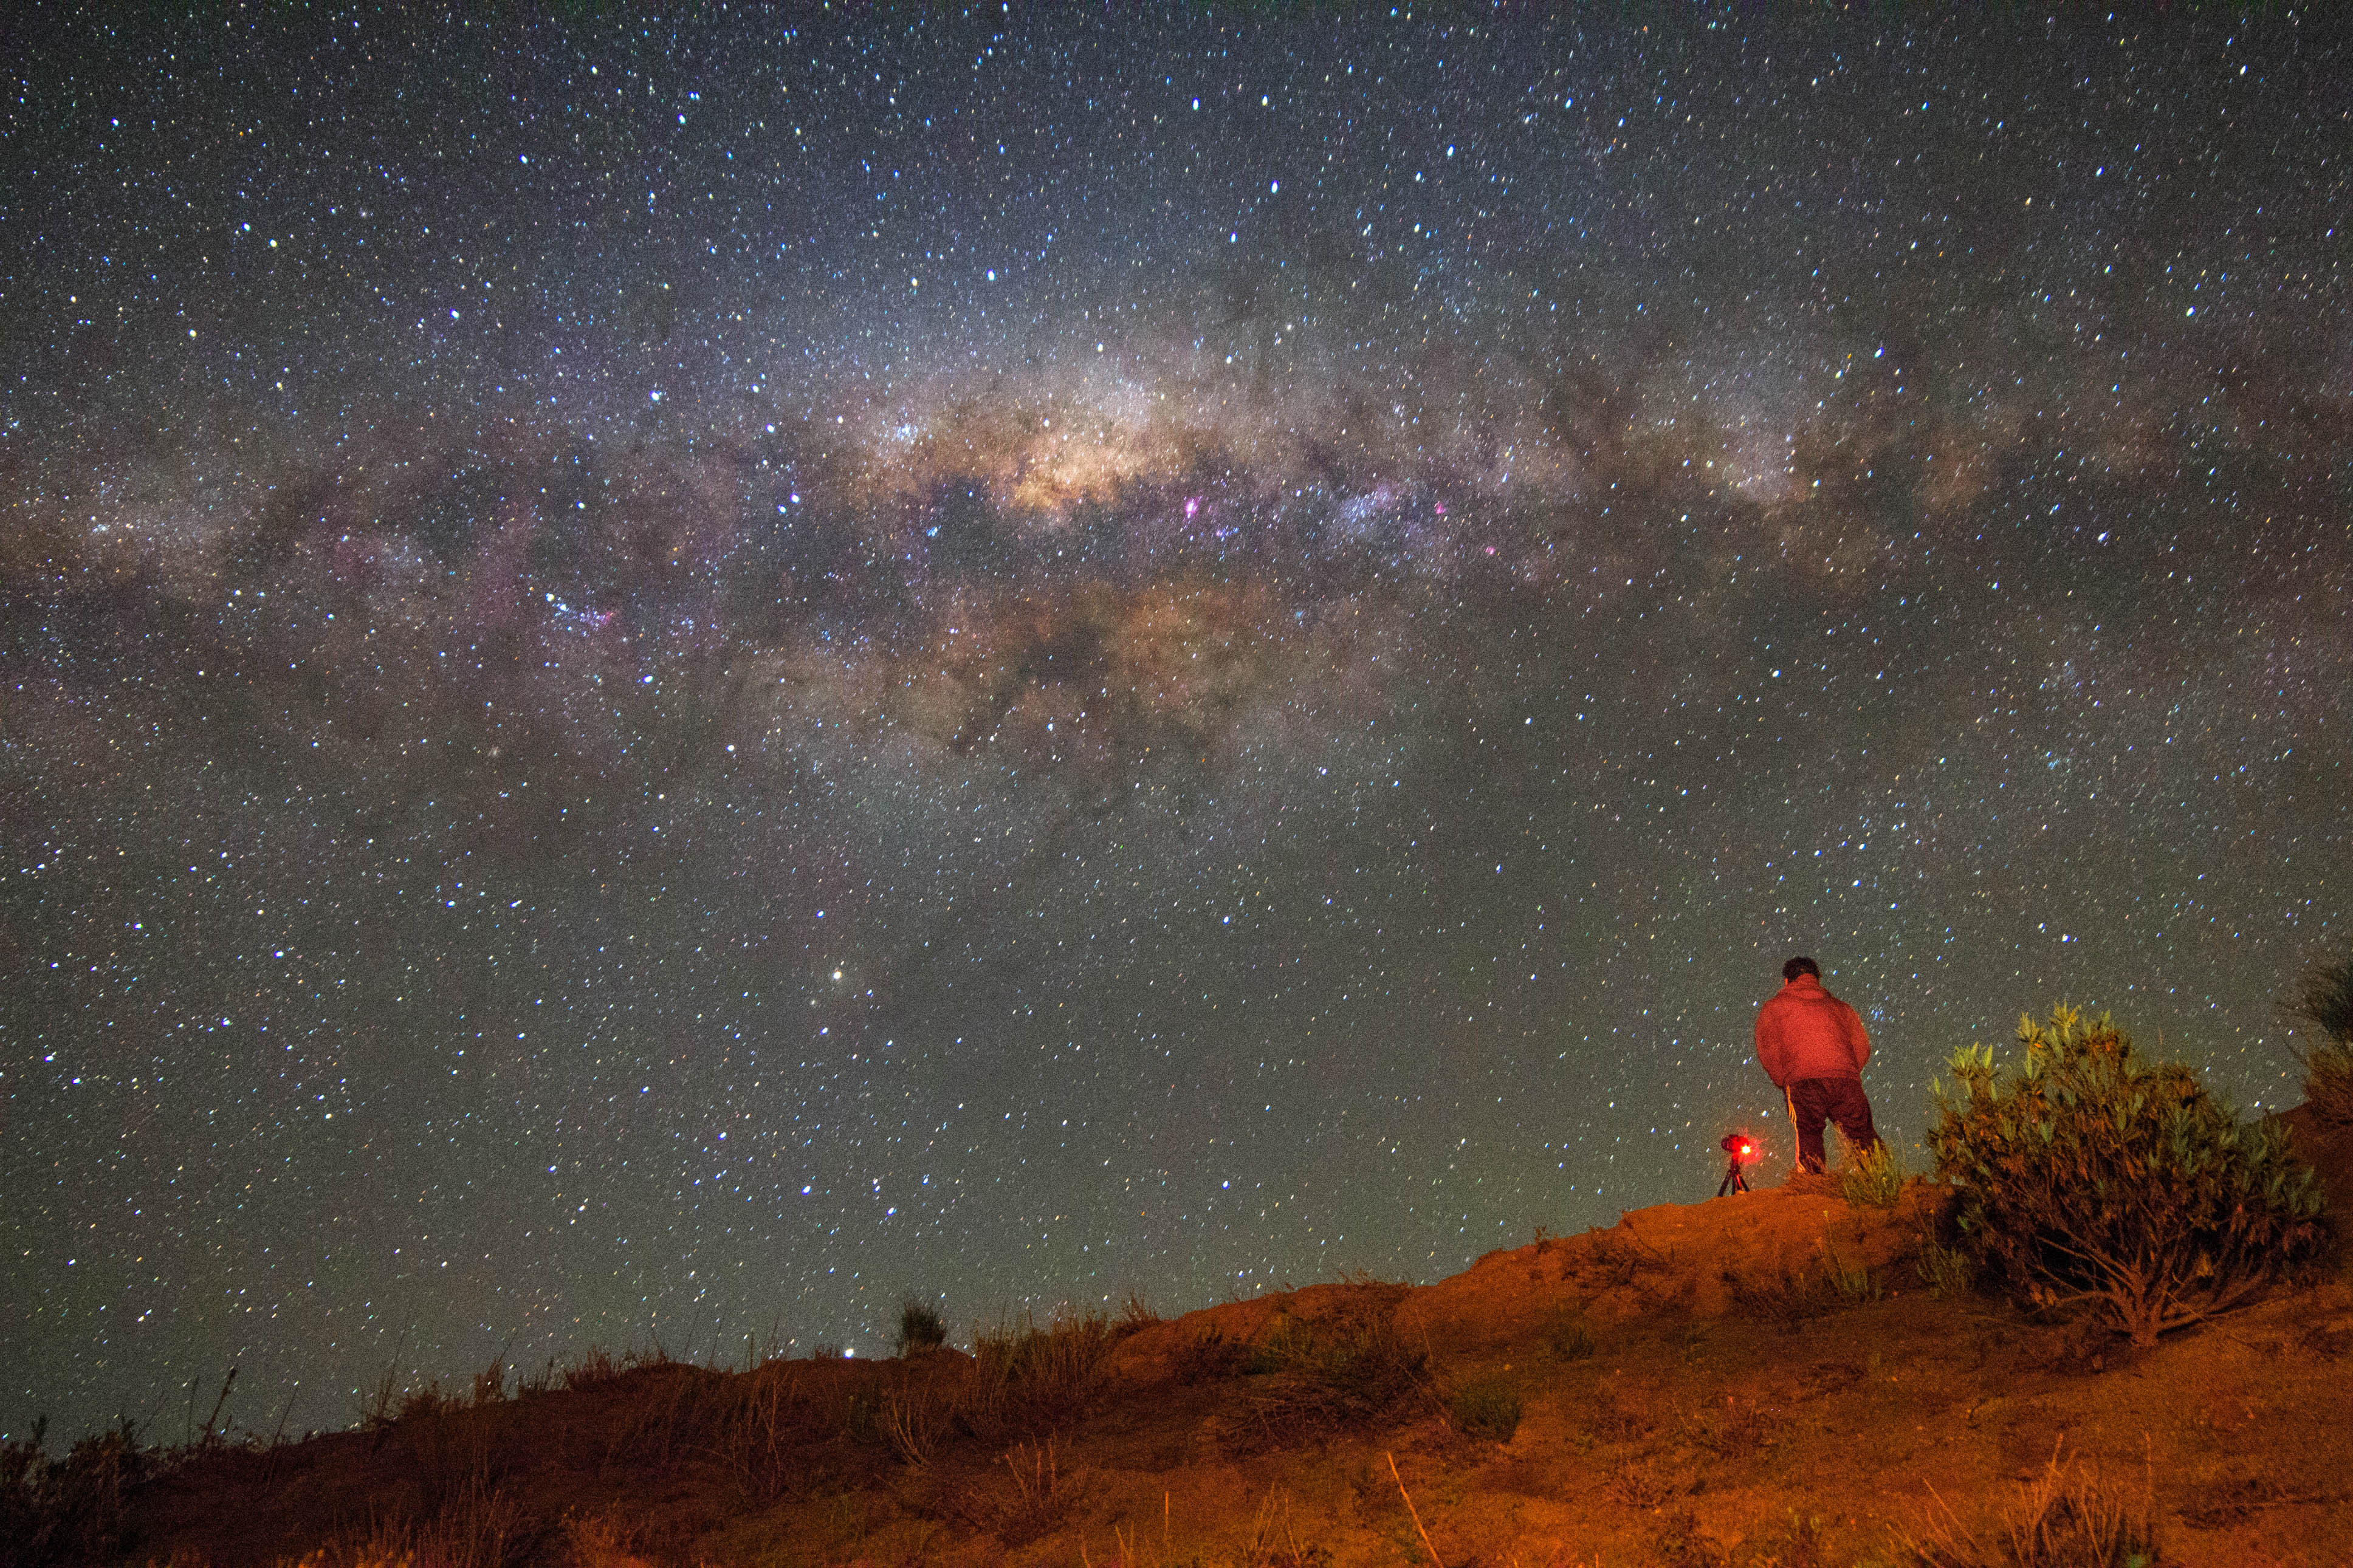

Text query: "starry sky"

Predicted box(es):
[4, 5, 2347, 1442]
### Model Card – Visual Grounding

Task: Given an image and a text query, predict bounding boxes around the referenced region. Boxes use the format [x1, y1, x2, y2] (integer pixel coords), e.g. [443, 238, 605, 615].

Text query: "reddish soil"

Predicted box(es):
[102, 1114, 2353, 1567]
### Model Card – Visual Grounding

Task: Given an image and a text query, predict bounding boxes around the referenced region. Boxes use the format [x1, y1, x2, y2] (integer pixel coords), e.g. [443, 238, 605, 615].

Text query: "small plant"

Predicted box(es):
[1914, 1234, 1975, 1299]
[1755, 1512, 1829, 1568]
[1690, 1395, 1763, 1462]
[469, 1357, 507, 1406]
[1116, 1288, 1160, 1335]
[1607, 1456, 1675, 1508]
[1840, 1142, 1908, 1208]
[1929, 1004, 2328, 1346]
[1822, 1242, 1884, 1305]
[1587, 1388, 1654, 1445]
[1544, 1310, 1596, 1361]
[310, 1450, 527, 1568]
[961, 1437, 1084, 1546]
[1448, 1371, 1523, 1442]
[2286, 947, 2353, 1124]
[896, 1296, 948, 1356]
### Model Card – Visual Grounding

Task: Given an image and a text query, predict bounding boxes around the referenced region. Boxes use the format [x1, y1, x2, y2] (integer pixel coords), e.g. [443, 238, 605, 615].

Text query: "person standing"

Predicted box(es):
[1754, 956, 1882, 1176]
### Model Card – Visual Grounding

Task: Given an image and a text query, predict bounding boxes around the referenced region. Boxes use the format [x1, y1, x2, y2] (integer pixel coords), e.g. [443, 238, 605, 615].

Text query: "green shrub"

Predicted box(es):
[1449, 1371, 1523, 1442]
[1839, 1142, 1908, 1208]
[897, 1296, 949, 1356]
[1928, 1004, 2328, 1346]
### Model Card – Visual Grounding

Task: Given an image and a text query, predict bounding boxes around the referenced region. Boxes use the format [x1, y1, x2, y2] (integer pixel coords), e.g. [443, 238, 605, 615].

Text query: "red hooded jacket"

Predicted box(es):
[1754, 973, 1871, 1087]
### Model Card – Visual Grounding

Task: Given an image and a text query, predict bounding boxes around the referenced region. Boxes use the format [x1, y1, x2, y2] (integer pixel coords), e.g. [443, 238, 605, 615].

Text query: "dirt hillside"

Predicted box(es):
[81, 1117, 2353, 1567]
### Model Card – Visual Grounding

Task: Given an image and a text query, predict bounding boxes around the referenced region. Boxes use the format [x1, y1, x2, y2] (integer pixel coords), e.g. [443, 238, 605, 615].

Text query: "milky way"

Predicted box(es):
[5, 8, 2348, 1439]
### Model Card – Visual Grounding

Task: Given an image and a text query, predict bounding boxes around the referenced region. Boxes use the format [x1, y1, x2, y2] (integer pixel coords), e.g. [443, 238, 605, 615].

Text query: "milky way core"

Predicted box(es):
[5, 9, 2348, 1438]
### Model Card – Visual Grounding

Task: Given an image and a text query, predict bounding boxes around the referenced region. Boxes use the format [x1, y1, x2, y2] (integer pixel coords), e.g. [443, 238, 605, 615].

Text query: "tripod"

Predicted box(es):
[1717, 1155, 1751, 1197]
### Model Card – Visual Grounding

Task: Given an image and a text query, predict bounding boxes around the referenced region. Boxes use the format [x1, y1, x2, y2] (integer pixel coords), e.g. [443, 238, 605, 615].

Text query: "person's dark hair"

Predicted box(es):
[1782, 956, 1821, 982]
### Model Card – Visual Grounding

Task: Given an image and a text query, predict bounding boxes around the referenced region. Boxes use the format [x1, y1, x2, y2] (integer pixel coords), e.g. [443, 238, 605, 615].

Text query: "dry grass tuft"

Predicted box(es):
[1118, 1288, 1161, 1335]
[1173, 1324, 1247, 1385]
[960, 1437, 1085, 1546]
[1722, 1261, 1838, 1334]
[719, 1358, 828, 1502]
[1209, 1285, 1427, 1451]
[560, 1511, 656, 1568]
[1904, 1437, 2159, 1567]
[1607, 1456, 1681, 1509]
[961, 1311, 1117, 1440]
[1586, 1388, 1655, 1446]
[1543, 1309, 1597, 1362]
[1578, 1225, 1671, 1290]
[0, 1419, 148, 1568]
[1649, 1505, 1731, 1568]
[292, 1447, 528, 1568]
[1749, 1512, 1830, 1568]
[1447, 1369, 1522, 1443]
[880, 1378, 950, 1468]
[1686, 1393, 1765, 1462]
[1242, 1487, 1335, 1568]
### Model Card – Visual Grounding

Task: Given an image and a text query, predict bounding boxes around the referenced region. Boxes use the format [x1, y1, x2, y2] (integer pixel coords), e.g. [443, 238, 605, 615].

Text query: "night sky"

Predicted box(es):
[5, 6, 2347, 1442]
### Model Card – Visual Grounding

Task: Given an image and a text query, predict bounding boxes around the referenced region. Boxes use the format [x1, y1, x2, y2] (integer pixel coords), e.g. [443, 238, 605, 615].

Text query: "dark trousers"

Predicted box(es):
[1788, 1076, 1880, 1173]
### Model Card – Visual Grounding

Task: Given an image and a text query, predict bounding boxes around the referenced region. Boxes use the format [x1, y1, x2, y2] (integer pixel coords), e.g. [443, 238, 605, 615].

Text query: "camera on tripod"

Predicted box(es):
[1717, 1129, 1761, 1196]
